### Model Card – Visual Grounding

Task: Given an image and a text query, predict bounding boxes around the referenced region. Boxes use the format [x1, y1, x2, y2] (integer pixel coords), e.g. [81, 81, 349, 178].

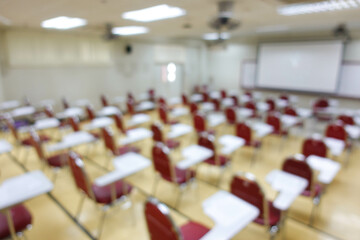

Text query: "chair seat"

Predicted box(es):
[180, 221, 210, 240]
[115, 146, 140, 156]
[165, 139, 180, 149]
[21, 135, 51, 146]
[204, 155, 230, 166]
[92, 180, 133, 204]
[162, 167, 196, 184]
[254, 201, 281, 226]
[302, 183, 323, 198]
[0, 205, 32, 239]
[245, 140, 261, 148]
[47, 153, 70, 167]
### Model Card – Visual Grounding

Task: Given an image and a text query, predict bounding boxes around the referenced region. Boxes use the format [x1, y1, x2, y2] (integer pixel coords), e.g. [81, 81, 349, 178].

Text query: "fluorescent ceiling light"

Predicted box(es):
[278, 0, 359, 16]
[203, 32, 230, 41]
[41, 16, 87, 29]
[112, 26, 149, 36]
[256, 25, 290, 33]
[122, 4, 186, 22]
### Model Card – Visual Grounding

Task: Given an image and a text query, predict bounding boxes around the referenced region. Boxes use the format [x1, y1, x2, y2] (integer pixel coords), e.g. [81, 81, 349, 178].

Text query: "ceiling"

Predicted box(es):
[1, 0, 360, 40]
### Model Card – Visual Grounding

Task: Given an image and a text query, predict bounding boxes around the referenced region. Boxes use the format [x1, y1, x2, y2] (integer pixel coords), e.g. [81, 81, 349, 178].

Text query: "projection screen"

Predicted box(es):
[256, 41, 344, 93]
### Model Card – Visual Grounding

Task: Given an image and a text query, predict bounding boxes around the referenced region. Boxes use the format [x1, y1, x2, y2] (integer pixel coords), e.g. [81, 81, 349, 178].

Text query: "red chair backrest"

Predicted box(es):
[158, 106, 169, 124]
[266, 113, 281, 132]
[225, 107, 236, 124]
[62, 97, 70, 109]
[266, 99, 275, 112]
[325, 124, 347, 141]
[101, 94, 109, 107]
[158, 97, 166, 106]
[68, 116, 81, 132]
[181, 94, 188, 105]
[127, 99, 135, 115]
[220, 90, 227, 99]
[101, 127, 117, 155]
[245, 91, 252, 97]
[193, 113, 206, 133]
[86, 105, 96, 120]
[202, 92, 209, 102]
[68, 152, 92, 197]
[152, 143, 174, 182]
[282, 157, 313, 192]
[198, 134, 216, 154]
[148, 89, 155, 101]
[338, 115, 354, 125]
[29, 129, 45, 160]
[211, 99, 220, 111]
[302, 138, 327, 158]
[113, 113, 126, 134]
[245, 101, 256, 111]
[151, 124, 164, 142]
[190, 103, 198, 115]
[284, 106, 297, 116]
[280, 94, 289, 100]
[145, 199, 181, 240]
[127, 92, 134, 100]
[231, 96, 239, 106]
[314, 98, 329, 109]
[44, 105, 55, 118]
[236, 122, 252, 145]
[230, 175, 266, 221]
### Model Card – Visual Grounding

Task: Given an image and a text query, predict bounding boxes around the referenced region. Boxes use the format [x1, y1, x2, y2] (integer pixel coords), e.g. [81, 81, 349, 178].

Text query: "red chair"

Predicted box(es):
[62, 97, 70, 109]
[181, 94, 189, 105]
[220, 89, 227, 99]
[101, 127, 140, 157]
[85, 105, 96, 120]
[325, 123, 351, 150]
[68, 152, 132, 238]
[266, 113, 288, 136]
[127, 92, 134, 101]
[236, 122, 261, 165]
[211, 99, 221, 111]
[282, 157, 323, 223]
[338, 115, 355, 125]
[0, 205, 32, 239]
[230, 172, 281, 238]
[158, 97, 167, 107]
[202, 92, 209, 102]
[68, 116, 100, 139]
[245, 91, 252, 97]
[193, 113, 215, 135]
[244, 101, 259, 118]
[313, 98, 331, 121]
[230, 95, 239, 106]
[158, 106, 179, 125]
[126, 99, 136, 115]
[148, 89, 155, 102]
[144, 197, 209, 240]
[112, 113, 129, 134]
[151, 123, 180, 149]
[190, 103, 198, 115]
[225, 107, 237, 124]
[198, 133, 230, 184]
[266, 99, 276, 112]
[284, 106, 304, 127]
[152, 143, 195, 207]
[100, 94, 109, 107]
[302, 138, 327, 158]
[279, 94, 289, 101]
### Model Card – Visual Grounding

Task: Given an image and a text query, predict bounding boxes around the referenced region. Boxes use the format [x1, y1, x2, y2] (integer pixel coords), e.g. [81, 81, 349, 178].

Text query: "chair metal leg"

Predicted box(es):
[97, 210, 107, 240]
[309, 197, 320, 225]
[76, 194, 86, 219]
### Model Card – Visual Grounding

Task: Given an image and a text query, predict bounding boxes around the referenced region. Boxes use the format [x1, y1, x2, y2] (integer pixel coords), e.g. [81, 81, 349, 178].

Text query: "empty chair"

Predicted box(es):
[144, 197, 209, 240]
[244, 101, 259, 118]
[230, 95, 239, 106]
[225, 107, 237, 124]
[0, 205, 32, 239]
[158, 106, 179, 125]
[338, 114, 355, 125]
[284, 106, 304, 127]
[126, 98, 136, 115]
[325, 123, 351, 153]
[190, 102, 198, 115]
[62, 97, 70, 109]
[68, 116, 100, 139]
[313, 98, 331, 121]
[181, 94, 189, 105]
[266, 113, 288, 136]
[266, 98, 276, 112]
[279, 94, 289, 101]
[100, 94, 109, 107]
[101, 127, 140, 157]
[112, 112, 129, 134]
[230, 172, 281, 239]
[302, 138, 327, 158]
[211, 98, 221, 111]
[236, 122, 261, 165]
[148, 89, 155, 102]
[151, 123, 180, 149]
[158, 97, 167, 107]
[282, 157, 323, 224]
[152, 142, 195, 207]
[202, 92, 209, 102]
[68, 152, 132, 238]
[220, 89, 227, 99]
[193, 113, 215, 135]
[85, 105, 96, 120]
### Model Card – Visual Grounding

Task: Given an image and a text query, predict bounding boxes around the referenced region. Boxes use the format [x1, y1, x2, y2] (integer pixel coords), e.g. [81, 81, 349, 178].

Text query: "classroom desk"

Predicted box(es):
[249, 122, 274, 138]
[97, 106, 121, 117]
[177, 145, 214, 170]
[276, 99, 288, 108]
[170, 107, 189, 118]
[83, 117, 114, 131]
[0, 170, 53, 239]
[221, 98, 235, 107]
[218, 135, 245, 155]
[0, 101, 20, 111]
[135, 101, 155, 112]
[281, 115, 299, 128]
[202, 102, 215, 112]
[266, 170, 308, 211]
[47, 131, 97, 152]
[236, 108, 253, 119]
[0, 140, 13, 155]
[119, 128, 152, 145]
[127, 114, 150, 127]
[324, 137, 345, 156]
[256, 102, 270, 112]
[94, 152, 151, 187]
[168, 97, 182, 105]
[345, 125, 360, 139]
[207, 113, 226, 127]
[167, 124, 193, 139]
[190, 94, 203, 103]
[296, 108, 312, 118]
[306, 155, 341, 184]
[34, 118, 60, 130]
[11, 106, 36, 118]
[200, 190, 259, 240]
[56, 107, 84, 119]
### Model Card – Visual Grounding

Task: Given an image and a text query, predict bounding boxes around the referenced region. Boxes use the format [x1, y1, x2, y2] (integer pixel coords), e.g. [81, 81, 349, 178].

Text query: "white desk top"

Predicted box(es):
[276, 99, 288, 108]
[56, 107, 84, 119]
[34, 118, 60, 130]
[200, 190, 259, 240]
[324, 137, 345, 156]
[191, 94, 203, 102]
[210, 91, 221, 99]
[170, 107, 189, 117]
[207, 113, 226, 127]
[94, 153, 151, 187]
[168, 97, 181, 105]
[83, 117, 114, 130]
[307, 155, 341, 184]
[120, 128, 152, 145]
[221, 98, 235, 107]
[167, 124, 193, 139]
[97, 106, 121, 117]
[240, 95, 251, 103]
[266, 170, 308, 211]
[11, 106, 36, 118]
[281, 115, 299, 128]
[177, 145, 214, 170]
[0, 140, 13, 154]
[219, 135, 245, 155]
[296, 108, 312, 118]
[136, 101, 155, 112]
[127, 113, 150, 126]
[345, 125, 360, 139]
[250, 122, 274, 138]
[47, 131, 96, 152]
[0, 170, 53, 210]
[202, 102, 215, 112]
[0, 100, 20, 111]
[256, 102, 270, 112]
[236, 108, 253, 119]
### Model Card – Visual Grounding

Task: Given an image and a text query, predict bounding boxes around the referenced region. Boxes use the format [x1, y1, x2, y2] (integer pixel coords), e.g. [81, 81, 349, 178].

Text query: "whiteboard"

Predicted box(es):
[241, 60, 360, 98]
